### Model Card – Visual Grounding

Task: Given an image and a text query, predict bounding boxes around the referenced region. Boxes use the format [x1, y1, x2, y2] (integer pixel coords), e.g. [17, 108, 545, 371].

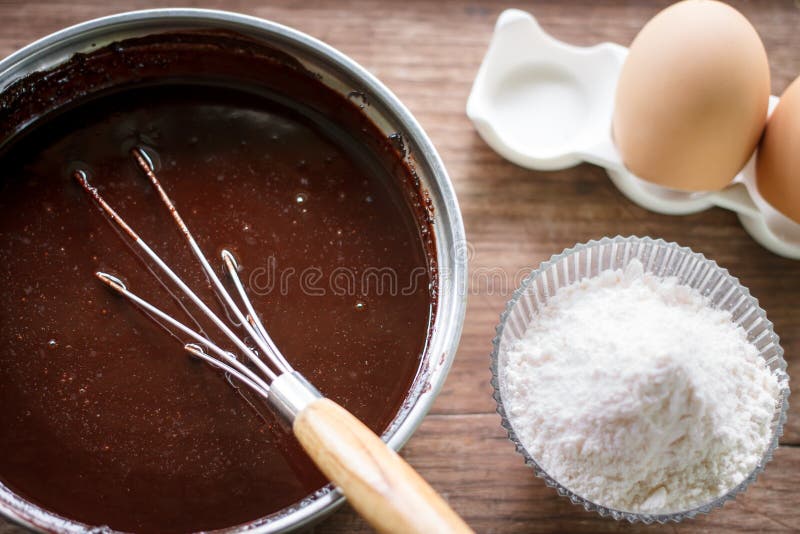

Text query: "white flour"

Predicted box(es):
[503, 259, 782, 513]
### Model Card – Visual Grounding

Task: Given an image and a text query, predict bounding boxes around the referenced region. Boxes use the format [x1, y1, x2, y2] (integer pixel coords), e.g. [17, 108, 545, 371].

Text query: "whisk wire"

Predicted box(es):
[184, 343, 270, 397]
[130, 148, 291, 376]
[95, 271, 274, 388]
[74, 158, 283, 384]
[221, 249, 293, 372]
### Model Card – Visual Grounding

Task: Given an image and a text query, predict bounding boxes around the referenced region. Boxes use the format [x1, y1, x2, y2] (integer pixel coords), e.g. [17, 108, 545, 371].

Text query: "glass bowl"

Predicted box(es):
[490, 236, 790, 523]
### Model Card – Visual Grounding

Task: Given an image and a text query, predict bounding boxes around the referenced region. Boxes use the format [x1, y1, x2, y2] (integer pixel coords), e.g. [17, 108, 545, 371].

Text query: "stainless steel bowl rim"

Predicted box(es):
[0, 9, 467, 533]
[490, 235, 790, 524]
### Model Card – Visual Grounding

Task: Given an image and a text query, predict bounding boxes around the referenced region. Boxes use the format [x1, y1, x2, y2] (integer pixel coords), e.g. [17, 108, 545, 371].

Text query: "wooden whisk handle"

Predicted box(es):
[293, 397, 473, 534]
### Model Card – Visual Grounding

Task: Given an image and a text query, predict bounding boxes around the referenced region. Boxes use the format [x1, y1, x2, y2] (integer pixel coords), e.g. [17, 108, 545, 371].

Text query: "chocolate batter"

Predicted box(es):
[0, 32, 435, 532]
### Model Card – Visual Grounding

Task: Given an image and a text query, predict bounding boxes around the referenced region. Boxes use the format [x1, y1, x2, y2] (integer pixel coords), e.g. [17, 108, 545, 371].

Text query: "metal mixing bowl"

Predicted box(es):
[0, 9, 467, 532]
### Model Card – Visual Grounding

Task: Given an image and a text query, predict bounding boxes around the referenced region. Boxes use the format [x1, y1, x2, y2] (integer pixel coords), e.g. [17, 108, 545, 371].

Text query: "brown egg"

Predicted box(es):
[757, 76, 800, 224]
[613, 0, 770, 192]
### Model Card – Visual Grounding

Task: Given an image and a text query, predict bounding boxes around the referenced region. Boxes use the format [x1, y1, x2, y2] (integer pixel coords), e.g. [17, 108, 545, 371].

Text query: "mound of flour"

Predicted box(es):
[503, 259, 782, 513]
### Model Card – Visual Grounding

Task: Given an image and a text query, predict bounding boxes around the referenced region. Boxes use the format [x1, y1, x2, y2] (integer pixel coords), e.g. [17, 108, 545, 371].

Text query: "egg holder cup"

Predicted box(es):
[467, 9, 800, 260]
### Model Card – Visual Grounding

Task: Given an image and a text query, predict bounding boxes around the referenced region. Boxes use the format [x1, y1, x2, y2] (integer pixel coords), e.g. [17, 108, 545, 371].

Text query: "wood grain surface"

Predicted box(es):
[0, 0, 798, 532]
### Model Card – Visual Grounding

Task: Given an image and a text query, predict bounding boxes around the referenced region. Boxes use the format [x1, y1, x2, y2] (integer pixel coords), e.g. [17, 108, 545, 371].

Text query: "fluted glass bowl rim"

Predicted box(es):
[490, 235, 790, 523]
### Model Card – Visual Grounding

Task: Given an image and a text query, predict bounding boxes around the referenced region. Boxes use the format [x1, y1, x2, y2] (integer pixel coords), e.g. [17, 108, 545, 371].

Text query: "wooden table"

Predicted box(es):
[1, 0, 798, 532]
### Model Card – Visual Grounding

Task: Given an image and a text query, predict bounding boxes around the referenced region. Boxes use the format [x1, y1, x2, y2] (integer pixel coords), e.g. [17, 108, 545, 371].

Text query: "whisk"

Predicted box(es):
[74, 147, 472, 534]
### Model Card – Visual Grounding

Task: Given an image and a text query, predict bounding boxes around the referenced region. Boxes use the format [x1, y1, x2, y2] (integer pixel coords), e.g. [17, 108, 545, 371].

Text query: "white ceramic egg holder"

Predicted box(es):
[467, 9, 800, 260]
